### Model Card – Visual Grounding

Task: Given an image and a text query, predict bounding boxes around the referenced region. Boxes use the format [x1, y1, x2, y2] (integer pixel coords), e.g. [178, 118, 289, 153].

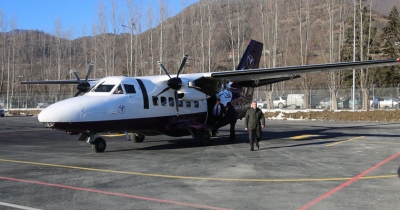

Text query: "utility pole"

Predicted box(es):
[7, 45, 10, 110]
[352, 0, 356, 111]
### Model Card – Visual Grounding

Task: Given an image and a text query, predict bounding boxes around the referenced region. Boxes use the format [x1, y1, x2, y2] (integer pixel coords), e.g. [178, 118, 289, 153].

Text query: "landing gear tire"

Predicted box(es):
[92, 137, 106, 153]
[131, 133, 145, 143]
[196, 129, 211, 145]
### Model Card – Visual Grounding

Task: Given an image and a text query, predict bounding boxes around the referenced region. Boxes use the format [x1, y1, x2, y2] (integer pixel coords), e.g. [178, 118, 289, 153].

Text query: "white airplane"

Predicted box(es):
[22, 39, 400, 152]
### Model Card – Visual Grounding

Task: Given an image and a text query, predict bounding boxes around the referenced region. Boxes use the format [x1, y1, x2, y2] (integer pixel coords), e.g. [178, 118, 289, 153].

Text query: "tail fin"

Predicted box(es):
[212, 40, 263, 127]
[231, 40, 263, 102]
[236, 40, 263, 70]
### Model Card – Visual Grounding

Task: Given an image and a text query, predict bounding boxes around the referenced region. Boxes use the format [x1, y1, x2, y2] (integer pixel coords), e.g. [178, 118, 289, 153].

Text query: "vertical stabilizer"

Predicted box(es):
[231, 39, 263, 100]
[231, 39, 263, 119]
[236, 40, 263, 70]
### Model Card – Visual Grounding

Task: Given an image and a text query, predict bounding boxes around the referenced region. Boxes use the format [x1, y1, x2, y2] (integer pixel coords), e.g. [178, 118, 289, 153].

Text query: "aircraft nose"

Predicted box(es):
[38, 96, 106, 123]
[38, 98, 83, 123]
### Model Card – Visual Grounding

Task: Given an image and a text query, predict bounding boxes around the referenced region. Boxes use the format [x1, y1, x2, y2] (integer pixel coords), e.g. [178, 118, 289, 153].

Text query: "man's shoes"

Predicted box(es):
[256, 142, 260, 149]
[250, 147, 254, 151]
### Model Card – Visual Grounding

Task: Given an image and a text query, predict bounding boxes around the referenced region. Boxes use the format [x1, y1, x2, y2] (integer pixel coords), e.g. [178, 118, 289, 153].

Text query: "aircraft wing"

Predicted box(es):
[20, 79, 98, 85]
[202, 58, 400, 86]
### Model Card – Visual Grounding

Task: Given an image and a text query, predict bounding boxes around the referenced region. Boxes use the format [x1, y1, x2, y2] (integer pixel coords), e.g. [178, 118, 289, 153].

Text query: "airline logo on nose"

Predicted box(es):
[118, 105, 126, 114]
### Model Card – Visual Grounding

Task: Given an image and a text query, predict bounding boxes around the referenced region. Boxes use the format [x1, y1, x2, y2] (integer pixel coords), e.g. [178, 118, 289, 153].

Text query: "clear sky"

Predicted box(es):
[0, 0, 198, 39]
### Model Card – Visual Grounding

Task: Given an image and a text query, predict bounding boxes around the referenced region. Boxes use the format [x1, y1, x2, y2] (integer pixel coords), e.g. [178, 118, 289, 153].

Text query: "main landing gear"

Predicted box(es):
[189, 125, 212, 146]
[129, 132, 145, 143]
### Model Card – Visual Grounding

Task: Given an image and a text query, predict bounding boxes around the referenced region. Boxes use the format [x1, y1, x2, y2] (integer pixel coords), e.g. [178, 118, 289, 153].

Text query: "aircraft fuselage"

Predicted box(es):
[39, 76, 215, 137]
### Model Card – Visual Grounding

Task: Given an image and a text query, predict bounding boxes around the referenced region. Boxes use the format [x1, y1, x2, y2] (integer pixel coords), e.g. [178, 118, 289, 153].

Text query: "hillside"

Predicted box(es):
[0, 0, 398, 98]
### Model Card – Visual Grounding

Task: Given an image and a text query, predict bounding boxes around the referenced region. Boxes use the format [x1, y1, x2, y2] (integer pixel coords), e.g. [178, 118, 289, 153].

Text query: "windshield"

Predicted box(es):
[91, 83, 115, 92]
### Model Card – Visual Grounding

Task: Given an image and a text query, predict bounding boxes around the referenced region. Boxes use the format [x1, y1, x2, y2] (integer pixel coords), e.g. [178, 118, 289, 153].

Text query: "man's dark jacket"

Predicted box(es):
[245, 107, 265, 129]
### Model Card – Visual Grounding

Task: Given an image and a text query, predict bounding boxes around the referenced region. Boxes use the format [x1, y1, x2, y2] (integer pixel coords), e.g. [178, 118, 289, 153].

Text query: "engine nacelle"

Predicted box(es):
[178, 87, 209, 101]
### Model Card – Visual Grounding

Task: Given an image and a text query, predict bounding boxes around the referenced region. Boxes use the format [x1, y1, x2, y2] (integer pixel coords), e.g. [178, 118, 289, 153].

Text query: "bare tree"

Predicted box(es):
[91, 24, 99, 79]
[0, 9, 6, 97]
[110, 0, 119, 76]
[147, 4, 155, 75]
[206, 0, 217, 72]
[158, 0, 168, 75]
[95, 2, 110, 76]
[226, 1, 235, 70]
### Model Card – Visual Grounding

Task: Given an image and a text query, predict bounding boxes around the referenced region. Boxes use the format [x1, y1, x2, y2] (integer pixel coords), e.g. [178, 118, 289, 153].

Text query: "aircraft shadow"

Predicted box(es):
[106, 122, 400, 152]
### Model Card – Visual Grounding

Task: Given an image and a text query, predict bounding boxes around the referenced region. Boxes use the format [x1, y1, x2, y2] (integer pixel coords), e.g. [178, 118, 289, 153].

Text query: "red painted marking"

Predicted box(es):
[298, 151, 400, 210]
[0, 176, 231, 210]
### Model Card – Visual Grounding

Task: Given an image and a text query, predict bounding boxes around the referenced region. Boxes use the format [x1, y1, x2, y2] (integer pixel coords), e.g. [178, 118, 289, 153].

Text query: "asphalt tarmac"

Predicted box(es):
[1, 116, 400, 210]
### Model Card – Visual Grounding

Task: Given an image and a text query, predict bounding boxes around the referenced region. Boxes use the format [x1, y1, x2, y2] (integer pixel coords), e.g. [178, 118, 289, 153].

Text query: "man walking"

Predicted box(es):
[245, 100, 265, 151]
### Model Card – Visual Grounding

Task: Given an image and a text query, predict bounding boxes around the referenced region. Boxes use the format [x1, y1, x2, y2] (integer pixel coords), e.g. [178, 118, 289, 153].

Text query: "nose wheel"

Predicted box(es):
[91, 137, 106, 153]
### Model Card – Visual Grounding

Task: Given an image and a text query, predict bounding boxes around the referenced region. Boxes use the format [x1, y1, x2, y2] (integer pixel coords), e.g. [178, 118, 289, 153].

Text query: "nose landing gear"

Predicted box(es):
[92, 137, 106, 153]
[79, 133, 107, 153]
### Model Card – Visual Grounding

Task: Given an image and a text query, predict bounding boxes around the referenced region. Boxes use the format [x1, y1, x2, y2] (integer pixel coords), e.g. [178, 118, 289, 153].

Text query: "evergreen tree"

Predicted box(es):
[340, 0, 378, 87]
[377, 6, 400, 86]
[380, 6, 400, 58]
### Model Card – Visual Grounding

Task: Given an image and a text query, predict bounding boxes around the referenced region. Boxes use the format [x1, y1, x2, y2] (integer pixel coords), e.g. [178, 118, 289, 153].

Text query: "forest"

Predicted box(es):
[0, 0, 399, 110]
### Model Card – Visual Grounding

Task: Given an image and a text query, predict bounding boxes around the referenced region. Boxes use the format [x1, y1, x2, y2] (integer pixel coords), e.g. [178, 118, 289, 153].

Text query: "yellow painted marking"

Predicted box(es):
[99, 134, 125, 137]
[356, 141, 400, 145]
[290, 135, 321, 140]
[0, 158, 396, 182]
[326, 136, 364, 147]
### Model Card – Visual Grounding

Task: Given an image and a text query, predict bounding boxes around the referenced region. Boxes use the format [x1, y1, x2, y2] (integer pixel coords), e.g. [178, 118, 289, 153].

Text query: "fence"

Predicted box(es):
[0, 87, 399, 109]
[0, 93, 74, 109]
[254, 87, 400, 110]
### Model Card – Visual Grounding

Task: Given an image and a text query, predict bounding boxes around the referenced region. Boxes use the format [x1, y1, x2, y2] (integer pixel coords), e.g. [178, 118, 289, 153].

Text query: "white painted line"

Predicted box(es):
[0, 201, 42, 210]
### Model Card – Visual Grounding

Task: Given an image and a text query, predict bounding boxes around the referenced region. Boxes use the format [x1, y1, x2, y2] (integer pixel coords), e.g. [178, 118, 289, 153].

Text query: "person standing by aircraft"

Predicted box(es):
[245, 101, 265, 151]
[225, 102, 237, 141]
[211, 98, 225, 137]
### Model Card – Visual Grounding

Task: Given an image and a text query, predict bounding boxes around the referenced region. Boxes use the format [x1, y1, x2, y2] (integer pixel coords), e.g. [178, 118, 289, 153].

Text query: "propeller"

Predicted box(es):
[154, 54, 188, 115]
[70, 61, 94, 97]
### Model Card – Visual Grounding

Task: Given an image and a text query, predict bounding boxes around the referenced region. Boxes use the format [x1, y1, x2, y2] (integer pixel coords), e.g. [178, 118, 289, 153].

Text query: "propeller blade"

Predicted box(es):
[85, 61, 94, 82]
[157, 61, 171, 79]
[174, 90, 179, 116]
[74, 91, 82, 97]
[153, 86, 171, 98]
[177, 54, 188, 77]
[70, 70, 81, 82]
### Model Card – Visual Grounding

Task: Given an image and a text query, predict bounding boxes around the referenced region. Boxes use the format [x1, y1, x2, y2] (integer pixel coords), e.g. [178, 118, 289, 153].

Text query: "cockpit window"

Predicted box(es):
[114, 85, 124, 94]
[92, 84, 115, 92]
[123, 84, 136, 94]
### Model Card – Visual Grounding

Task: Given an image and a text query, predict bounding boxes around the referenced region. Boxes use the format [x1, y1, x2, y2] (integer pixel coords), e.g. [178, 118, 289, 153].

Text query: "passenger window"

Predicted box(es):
[178, 100, 183, 107]
[168, 97, 174, 107]
[194, 101, 199, 108]
[124, 84, 136, 94]
[152, 97, 158, 106]
[186, 101, 191, 108]
[161, 97, 167, 106]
